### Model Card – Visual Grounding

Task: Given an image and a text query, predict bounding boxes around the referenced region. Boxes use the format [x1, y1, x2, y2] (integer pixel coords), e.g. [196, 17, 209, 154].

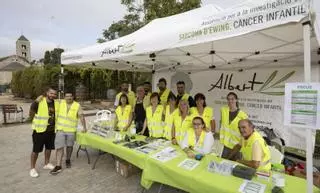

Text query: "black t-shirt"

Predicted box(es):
[134, 102, 146, 122]
[30, 100, 55, 131]
[177, 95, 196, 107]
[229, 109, 239, 124]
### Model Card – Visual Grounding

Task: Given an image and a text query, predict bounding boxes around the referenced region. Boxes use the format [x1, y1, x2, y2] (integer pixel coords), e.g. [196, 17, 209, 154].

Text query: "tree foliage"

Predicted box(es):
[43, 48, 65, 65]
[98, 0, 201, 42]
[11, 66, 151, 99]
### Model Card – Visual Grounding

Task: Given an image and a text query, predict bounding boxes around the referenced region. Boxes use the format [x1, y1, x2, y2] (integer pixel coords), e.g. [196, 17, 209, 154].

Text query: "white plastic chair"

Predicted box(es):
[269, 145, 284, 164]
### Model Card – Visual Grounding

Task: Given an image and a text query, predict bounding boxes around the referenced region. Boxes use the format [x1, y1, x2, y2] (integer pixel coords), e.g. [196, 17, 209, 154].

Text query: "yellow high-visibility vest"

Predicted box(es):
[115, 105, 132, 131]
[220, 106, 248, 149]
[32, 98, 59, 133]
[159, 88, 170, 106]
[116, 91, 136, 107]
[163, 105, 178, 140]
[146, 105, 164, 138]
[56, 100, 80, 132]
[240, 131, 271, 171]
[145, 92, 151, 108]
[187, 129, 205, 149]
[181, 93, 190, 101]
[190, 107, 214, 130]
[173, 112, 194, 143]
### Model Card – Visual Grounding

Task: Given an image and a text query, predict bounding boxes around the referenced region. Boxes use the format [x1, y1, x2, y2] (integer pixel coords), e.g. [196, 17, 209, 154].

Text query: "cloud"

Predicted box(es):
[0, 0, 126, 60]
[0, 0, 239, 60]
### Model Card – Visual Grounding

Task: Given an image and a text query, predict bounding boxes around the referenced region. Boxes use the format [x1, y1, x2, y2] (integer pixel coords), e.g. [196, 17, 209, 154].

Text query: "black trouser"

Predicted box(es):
[135, 120, 149, 137]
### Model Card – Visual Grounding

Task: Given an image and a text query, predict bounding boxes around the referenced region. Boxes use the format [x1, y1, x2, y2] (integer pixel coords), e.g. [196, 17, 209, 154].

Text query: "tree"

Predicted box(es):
[50, 48, 64, 64]
[44, 51, 51, 65]
[43, 48, 64, 65]
[97, 0, 201, 42]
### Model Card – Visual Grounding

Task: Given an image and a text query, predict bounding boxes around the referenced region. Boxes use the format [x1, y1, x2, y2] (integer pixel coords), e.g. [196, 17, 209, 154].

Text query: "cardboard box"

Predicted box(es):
[114, 158, 140, 178]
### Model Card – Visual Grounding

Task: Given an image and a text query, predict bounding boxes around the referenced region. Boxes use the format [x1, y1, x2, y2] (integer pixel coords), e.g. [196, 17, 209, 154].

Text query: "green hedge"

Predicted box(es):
[11, 65, 151, 99]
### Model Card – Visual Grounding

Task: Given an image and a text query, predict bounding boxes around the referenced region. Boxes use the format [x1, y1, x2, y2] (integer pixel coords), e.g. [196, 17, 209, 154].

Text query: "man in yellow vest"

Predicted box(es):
[114, 82, 136, 108]
[50, 91, 87, 175]
[29, 87, 58, 178]
[176, 81, 195, 107]
[227, 119, 271, 171]
[157, 78, 174, 106]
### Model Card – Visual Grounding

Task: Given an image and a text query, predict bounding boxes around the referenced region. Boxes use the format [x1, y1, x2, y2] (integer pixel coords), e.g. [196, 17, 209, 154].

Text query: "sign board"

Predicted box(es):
[284, 83, 320, 128]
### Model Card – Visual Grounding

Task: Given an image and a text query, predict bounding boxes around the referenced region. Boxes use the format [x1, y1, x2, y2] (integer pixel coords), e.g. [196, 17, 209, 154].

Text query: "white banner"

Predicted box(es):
[155, 65, 320, 149]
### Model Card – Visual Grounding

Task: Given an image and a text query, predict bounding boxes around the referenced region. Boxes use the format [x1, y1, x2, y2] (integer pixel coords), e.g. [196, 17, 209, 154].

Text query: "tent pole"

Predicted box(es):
[303, 21, 313, 193]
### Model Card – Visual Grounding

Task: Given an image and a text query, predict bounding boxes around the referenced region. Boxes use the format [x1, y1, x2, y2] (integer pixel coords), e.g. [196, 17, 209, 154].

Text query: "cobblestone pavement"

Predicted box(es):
[0, 123, 184, 193]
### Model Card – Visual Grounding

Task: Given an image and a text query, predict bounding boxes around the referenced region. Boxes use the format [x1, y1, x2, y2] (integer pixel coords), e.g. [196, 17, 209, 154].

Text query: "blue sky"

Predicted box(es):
[0, 0, 237, 59]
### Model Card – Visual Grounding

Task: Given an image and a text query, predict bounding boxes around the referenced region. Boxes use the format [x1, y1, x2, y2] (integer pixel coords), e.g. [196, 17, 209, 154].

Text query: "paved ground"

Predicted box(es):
[0, 123, 183, 193]
[0, 96, 181, 193]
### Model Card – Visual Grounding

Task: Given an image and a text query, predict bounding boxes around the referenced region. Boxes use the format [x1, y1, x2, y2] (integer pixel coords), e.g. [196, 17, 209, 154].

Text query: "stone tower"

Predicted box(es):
[16, 35, 31, 62]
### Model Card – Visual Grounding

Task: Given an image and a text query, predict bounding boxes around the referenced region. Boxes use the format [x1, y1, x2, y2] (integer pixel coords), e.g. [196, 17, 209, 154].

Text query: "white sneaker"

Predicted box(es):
[43, 163, 55, 170]
[30, 168, 39, 178]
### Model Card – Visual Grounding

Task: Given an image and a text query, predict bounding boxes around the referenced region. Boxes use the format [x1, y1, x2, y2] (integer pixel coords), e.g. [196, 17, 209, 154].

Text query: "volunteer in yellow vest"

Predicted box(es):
[115, 94, 133, 131]
[176, 81, 195, 107]
[50, 91, 87, 175]
[220, 92, 248, 159]
[114, 82, 136, 108]
[163, 93, 178, 140]
[172, 99, 194, 145]
[181, 117, 214, 158]
[157, 78, 174, 106]
[29, 87, 58, 178]
[143, 81, 152, 104]
[190, 93, 216, 133]
[140, 92, 164, 138]
[227, 119, 271, 171]
[133, 86, 149, 136]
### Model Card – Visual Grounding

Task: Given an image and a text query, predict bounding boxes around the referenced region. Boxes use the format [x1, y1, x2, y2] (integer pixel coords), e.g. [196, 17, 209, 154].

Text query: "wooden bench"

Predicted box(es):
[2, 104, 24, 124]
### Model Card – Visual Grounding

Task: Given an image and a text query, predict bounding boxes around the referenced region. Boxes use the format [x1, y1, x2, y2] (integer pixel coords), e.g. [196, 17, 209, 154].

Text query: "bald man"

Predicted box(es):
[227, 119, 271, 171]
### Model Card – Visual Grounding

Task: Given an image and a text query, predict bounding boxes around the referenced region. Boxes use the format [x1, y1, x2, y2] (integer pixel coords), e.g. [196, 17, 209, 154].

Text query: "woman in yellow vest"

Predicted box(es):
[227, 119, 271, 171]
[180, 117, 214, 158]
[190, 93, 216, 133]
[163, 93, 178, 140]
[220, 92, 248, 159]
[115, 94, 133, 132]
[172, 99, 194, 145]
[140, 92, 164, 138]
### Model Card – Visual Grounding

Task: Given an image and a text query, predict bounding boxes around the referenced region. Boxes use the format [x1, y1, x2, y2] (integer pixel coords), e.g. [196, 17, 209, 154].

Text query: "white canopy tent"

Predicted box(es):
[62, 0, 319, 191]
[62, 0, 319, 74]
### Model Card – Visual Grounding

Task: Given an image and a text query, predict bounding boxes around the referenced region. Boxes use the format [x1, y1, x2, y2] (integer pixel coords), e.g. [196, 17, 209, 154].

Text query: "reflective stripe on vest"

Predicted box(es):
[146, 105, 164, 138]
[190, 107, 213, 130]
[56, 100, 80, 132]
[32, 98, 59, 133]
[163, 105, 178, 140]
[187, 129, 205, 149]
[241, 131, 271, 171]
[173, 113, 194, 143]
[116, 105, 132, 131]
[159, 88, 170, 106]
[220, 106, 248, 149]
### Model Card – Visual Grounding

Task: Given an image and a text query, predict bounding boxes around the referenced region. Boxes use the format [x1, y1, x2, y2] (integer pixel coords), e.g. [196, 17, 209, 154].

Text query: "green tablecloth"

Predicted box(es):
[76, 133, 318, 193]
[141, 152, 318, 193]
[76, 132, 147, 169]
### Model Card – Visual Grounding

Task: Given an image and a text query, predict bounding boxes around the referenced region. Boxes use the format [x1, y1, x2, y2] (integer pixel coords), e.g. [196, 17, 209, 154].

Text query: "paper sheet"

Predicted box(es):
[239, 180, 266, 193]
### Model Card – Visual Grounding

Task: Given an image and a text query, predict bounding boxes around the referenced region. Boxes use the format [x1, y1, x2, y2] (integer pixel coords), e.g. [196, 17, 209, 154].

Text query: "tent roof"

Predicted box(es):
[62, 0, 319, 72]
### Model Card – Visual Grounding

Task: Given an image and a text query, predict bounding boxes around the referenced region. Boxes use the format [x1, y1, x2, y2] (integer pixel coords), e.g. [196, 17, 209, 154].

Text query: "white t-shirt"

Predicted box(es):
[180, 131, 214, 154]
